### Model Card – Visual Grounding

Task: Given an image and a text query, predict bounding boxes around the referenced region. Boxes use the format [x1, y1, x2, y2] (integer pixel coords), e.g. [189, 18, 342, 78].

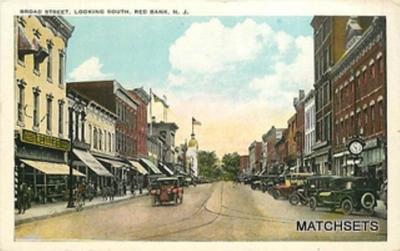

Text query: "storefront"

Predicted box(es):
[96, 156, 129, 183]
[14, 129, 84, 204]
[72, 148, 113, 192]
[359, 138, 386, 181]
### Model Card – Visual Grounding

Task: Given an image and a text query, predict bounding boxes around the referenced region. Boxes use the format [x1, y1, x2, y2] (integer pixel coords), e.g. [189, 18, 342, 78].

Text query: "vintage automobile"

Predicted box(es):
[260, 175, 284, 193]
[149, 177, 184, 206]
[271, 173, 314, 200]
[288, 176, 334, 206]
[309, 176, 378, 215]
[379, 179, 387, 209]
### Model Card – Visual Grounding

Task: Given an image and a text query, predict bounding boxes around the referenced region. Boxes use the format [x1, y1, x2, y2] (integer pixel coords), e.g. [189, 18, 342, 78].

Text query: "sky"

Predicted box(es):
[65, 16, 314, 157]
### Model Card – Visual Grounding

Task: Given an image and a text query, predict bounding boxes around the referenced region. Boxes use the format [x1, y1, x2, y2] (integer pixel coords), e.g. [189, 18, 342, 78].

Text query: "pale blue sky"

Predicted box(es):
[64, 16, 314, 155]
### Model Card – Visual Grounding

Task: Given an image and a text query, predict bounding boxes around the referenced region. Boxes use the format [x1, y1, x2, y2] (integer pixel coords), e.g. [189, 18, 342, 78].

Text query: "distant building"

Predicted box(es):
[248, 141, 262, 174]
[262, 126, 285, 173]
[239, 155, 249, 174]
[149, 121, 179, 168]
[274, 128, 288, 174]
[286, 114, 297, 168]
[304, 90, 316, 172]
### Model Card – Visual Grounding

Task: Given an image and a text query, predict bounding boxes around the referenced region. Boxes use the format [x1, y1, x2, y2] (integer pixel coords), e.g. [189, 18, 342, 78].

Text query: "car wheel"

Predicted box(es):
[341, 199, 353, 215]
[365, 208, 375, 216]
[289, 194, 300, 206]
[309, 197, 317, 211]
[361, 192, 376, 210]
[272, 190, 280, 200]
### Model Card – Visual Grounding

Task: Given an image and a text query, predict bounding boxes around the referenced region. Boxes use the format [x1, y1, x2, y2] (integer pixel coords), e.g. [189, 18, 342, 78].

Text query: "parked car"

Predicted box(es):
[149, 177, 184, 206]
[271, 173, 314, 200]
[288, 176, 334, 206]
[379, 179, 387, 209]
[260, 175, 284, 193]
[309, 176, 378, 215]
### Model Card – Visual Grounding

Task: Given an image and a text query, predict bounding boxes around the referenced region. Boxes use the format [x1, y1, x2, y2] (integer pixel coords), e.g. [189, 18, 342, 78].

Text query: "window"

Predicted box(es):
[17, 81, 25, 123]
[371, 63, 376, 79]
[46, 95, 53, 132]
[371, 105, 375, 133]
[17, 26, 26, 63]
[88, 125, 92, 145]
[58, 100, 64, 135]
[47, 44, 52, 80]
[33, 89, 40, 128]
[108, 132, 111, 152]
[99, 130, 103, 151]
[58, 52, 65, 85]
[379, 57, 384, 74]
[33, 54, 40, 73]
[94, 128, 98, 149]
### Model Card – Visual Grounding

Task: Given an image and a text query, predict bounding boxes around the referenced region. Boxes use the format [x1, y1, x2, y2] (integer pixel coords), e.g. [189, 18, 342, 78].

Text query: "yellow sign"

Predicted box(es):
[21, 129, 70, 151]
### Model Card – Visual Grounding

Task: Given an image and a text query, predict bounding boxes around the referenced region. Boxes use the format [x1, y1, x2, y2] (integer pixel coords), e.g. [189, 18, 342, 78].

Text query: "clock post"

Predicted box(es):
[347, 138, 365, 176]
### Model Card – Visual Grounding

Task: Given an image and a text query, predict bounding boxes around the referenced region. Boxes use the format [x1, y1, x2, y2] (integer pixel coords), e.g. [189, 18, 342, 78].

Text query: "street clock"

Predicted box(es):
[347, 138, 365, 156]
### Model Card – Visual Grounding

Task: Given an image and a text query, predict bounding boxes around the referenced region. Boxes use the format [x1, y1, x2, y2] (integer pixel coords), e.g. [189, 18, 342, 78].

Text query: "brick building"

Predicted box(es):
[274, 128, 288, 174]
[262, 126, 285, 174]
[310, 16, 349, 175]
[129, 88, 150, 158]
[248, 141, 262, 174]
[67, 80, 139, 159]
[293, 90, 306, 171]
[286, 114, 297, 168]
[331, 16, 386, 179]
[239, 155, 249, 174]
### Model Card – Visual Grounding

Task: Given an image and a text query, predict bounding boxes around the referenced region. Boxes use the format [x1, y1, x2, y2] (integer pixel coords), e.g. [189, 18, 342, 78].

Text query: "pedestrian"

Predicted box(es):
[17, 183, 28, 214]
[26, 185, 33, 209]
[123, 180, 127, 196]
[113, 180, 118, 197]
[76, 182, 85, 211]
[130, 181, 135, 197]
[109, 184, 115, 201]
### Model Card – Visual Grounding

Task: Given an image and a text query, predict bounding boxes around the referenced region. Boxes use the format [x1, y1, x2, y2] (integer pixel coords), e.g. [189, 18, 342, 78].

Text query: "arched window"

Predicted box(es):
[93, 128, 98, 149]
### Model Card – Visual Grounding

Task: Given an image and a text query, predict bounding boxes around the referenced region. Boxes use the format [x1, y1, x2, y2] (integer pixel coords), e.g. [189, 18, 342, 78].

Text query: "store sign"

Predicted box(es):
[21, 129, 70, 151]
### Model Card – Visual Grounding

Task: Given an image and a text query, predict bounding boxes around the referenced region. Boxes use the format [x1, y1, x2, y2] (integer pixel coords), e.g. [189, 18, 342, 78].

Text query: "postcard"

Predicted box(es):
[1, 0, 400, 250]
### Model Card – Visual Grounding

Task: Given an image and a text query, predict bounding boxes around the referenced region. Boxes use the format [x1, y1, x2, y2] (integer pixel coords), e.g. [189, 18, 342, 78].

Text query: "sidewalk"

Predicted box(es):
[15, 189, 148, 225]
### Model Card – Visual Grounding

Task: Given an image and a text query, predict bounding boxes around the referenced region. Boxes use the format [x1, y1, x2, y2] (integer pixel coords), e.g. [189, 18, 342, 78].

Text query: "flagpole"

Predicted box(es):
[191, 117, 194, 135]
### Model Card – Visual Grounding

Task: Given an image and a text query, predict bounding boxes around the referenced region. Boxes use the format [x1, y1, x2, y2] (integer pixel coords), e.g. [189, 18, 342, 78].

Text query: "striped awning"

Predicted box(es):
[20, 159, 85, 176]
[128, 160, 148, 175]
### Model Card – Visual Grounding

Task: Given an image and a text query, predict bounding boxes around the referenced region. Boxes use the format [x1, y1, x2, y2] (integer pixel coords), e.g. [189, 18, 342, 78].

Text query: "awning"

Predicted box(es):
[20, 159, 85, 176]
[159, 163, 174, 176]
[73, 149, 113, 177]
[128, 160, 148, 175]
[97, 157, 127, 168]
[18, 27, 36, 54]
[140, 158, 162, 174]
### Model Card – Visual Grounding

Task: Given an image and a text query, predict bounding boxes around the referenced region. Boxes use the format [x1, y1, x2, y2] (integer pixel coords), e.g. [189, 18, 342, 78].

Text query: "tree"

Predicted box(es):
[198, 150, 220, 179]
[221, 152, 240, 180]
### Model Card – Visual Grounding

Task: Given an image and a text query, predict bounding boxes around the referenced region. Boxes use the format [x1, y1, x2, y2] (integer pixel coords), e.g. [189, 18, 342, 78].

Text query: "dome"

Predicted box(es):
[188, 138, 199, 148]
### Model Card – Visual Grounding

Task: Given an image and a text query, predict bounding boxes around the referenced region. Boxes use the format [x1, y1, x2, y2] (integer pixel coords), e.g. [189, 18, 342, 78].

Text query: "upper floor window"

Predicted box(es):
[58, 100, 64, 135]
[93, 128, 98, 149]
[47, 42, 53, 80]
[17, 80, 26, 124]
[58, 51, 65, 86]
[46, 94, 53, 133]
[33, 87, 41, 129]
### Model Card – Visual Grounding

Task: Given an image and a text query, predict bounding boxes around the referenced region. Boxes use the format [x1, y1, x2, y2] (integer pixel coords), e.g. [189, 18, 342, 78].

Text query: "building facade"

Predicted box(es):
[286, 114, 297, 168]
[14, 16, 76, 203]
[239, 155, 249, 174]
[304, 90, 316, 172]
[262, 126, 285, 174]
[310, 16, 348, 175]
[129, 88, 150, 158]
[331, 16, 386, 179]
[67, 80, 139, 159]
[293, 90, 306, 171]
[274, 128, 288, 174]
[248, 141, 262, 174]
[149, 121, 179, 167]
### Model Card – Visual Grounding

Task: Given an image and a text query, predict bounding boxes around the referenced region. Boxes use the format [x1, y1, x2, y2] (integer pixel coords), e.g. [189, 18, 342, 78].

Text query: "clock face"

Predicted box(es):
[349, 141, 363, 155]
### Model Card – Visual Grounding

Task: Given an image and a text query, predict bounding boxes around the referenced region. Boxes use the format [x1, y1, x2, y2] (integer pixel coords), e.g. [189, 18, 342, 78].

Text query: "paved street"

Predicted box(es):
[15, 182, 387, 241]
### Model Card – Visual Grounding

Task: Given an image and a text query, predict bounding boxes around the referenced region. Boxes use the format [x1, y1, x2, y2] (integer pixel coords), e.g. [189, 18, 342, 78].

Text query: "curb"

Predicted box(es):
[15, 192, 148, 226]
